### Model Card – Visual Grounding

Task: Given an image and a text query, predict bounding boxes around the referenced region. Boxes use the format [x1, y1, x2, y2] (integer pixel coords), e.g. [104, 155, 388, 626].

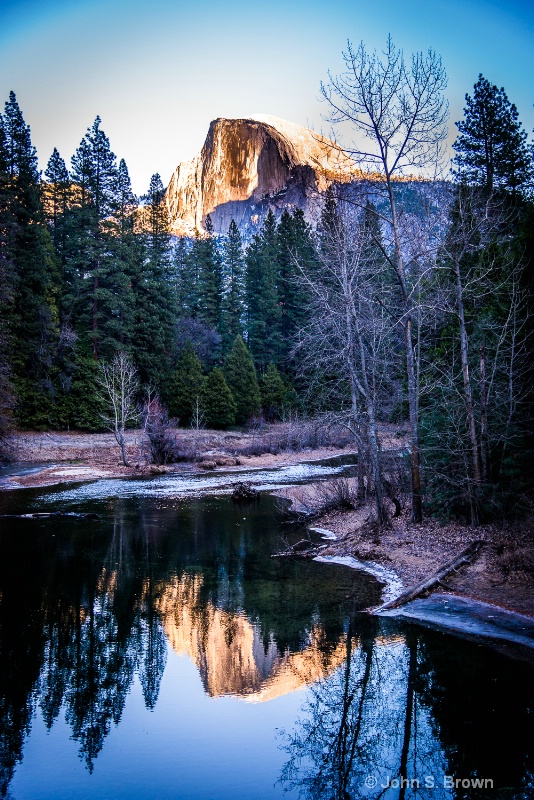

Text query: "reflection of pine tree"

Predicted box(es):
[0, 574, 42, 797]
[65, 582, 138, 772]
[138, 579, 167, 711]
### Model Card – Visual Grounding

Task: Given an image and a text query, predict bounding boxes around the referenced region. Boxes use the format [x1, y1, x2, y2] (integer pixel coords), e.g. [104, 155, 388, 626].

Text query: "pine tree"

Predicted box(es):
[221, 219, 245, 353]
[191, 215, 223, 333]
[319, 185, 338, 238]
[200, 367, 236, 429]
[260, 362, 286, 421]
[133, 173, 175, 386]
[224, 335, 260, 424]
[1, 92, 60, 427]
[67, 116, 121, 360]
[166, 343, 204, 426]
[0, 118, 15, 448]
[361, 200, 389, 275]
[173, 237, 195, 316]
[453, 75, 533, 195]
[276, 208, 313, 367]
[112, 158, 138, 350]
[43, 148, 71, 267]
[245, 210, 281, 370]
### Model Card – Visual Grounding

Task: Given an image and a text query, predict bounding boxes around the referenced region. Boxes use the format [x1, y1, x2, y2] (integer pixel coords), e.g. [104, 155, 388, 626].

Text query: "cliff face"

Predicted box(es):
[165, 115, 359, 236]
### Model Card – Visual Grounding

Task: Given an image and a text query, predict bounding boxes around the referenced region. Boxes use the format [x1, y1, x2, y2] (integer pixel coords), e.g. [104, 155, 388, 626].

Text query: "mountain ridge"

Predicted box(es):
[165, 115, 361, 237]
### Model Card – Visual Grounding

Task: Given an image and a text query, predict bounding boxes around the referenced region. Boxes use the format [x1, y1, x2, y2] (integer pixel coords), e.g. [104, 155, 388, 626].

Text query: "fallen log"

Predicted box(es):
[272, 539, 320, 558]
[372, 540, 485, 613]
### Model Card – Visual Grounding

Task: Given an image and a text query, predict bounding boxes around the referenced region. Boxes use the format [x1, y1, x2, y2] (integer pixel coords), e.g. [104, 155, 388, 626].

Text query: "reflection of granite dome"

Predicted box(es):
[165, 115, 360, 237]
[156, 573, 348, 701]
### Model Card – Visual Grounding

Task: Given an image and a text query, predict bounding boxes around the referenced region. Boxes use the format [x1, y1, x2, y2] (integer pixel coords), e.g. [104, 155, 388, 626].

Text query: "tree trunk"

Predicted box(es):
[92, 272, 99, 360]
[479, 342, 489, 483]
[357, 330, 387, 524]
[404, 319, 423, 523]
[398, 634, 417, 800]
[453, 257, 481, 524]
[115, 427, 130, 467]
[388, 181, 423, 524]
[373, 540, 484, 612]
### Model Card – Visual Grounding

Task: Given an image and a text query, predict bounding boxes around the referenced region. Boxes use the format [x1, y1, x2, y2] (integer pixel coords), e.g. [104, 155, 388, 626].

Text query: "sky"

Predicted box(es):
[0, 0, 533, 194]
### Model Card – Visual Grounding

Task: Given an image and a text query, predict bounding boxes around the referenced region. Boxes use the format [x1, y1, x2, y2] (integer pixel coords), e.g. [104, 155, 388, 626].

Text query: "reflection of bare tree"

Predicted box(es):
[280, 618, 377, 800]
[416, 632, 534, 797]
[280, 623, 453, 800]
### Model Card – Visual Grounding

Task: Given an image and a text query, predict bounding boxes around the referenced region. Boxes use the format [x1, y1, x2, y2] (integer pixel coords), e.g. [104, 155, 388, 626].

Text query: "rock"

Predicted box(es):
[231, 482, 259, 501]
[165, 115, 360, 237]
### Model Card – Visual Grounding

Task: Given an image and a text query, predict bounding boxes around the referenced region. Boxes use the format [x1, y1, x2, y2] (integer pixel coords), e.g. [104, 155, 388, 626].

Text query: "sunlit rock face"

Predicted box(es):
[156, 573, 347, 701]
[165, 115, 360, 237]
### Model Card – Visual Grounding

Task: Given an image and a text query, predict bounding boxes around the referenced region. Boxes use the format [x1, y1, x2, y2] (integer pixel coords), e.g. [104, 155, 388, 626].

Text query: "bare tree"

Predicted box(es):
[296, 206, 397, 524]
[321, 36, 449, 522]
[97, 352, 139, 467]
[422, 187, 530, 522]
[189, 396, 205, 459]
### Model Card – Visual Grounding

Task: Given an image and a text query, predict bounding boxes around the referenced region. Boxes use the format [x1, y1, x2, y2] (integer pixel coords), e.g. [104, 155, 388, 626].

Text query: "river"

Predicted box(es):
[0, 463, 532, 799]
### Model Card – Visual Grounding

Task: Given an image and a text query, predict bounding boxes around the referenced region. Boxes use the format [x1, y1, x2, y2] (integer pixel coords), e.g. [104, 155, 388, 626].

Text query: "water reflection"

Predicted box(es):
[158, 574, 348, 700]
[280, 620, 534, 799]
[0, 486, 533, 800]
[0, 492, 373, 797]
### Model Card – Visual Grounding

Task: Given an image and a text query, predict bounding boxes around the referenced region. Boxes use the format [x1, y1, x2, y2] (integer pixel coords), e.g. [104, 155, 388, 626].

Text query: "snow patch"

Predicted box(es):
[309, 526, 338, 540]
[314, 555, 404, 604]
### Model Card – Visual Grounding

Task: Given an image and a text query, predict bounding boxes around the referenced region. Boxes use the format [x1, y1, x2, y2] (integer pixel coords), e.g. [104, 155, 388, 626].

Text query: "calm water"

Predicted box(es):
[0, 472, 532, 800]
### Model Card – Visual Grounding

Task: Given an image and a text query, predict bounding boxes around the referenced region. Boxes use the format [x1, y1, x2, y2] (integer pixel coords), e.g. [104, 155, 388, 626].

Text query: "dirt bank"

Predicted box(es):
[276, 482, 534, 619]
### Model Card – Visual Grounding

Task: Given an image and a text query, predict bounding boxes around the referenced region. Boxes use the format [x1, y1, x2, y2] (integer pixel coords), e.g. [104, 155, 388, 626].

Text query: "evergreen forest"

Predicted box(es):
[1, 67, 533, 525]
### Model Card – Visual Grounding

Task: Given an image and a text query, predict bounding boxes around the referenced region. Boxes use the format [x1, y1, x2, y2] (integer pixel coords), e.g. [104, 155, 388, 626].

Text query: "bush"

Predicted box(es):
[139, 396, 178, 465]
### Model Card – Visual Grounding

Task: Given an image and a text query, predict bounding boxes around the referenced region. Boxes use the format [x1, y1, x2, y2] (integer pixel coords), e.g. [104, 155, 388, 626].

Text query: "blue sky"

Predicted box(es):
[0, 0, 532, 193]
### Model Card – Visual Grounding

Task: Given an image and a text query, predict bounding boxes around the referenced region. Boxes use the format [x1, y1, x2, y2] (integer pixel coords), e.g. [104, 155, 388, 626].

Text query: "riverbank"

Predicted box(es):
[276, 482, 534, 620]
[2, 426, 378, 489]
[3, 429, 533, 635]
